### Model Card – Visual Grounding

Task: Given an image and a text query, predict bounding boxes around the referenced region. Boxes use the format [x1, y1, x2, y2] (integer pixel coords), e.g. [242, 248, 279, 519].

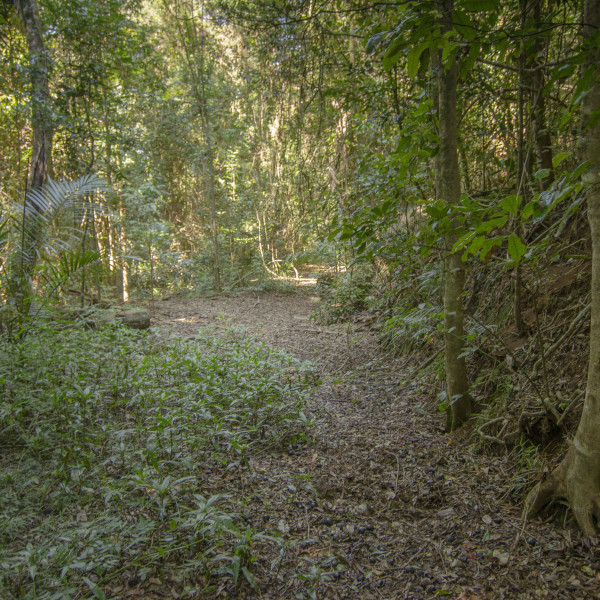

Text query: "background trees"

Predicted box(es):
[1, 0, 598, 533]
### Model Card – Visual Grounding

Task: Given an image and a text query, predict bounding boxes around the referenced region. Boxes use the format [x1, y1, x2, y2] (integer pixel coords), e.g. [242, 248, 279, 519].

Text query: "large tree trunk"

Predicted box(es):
[10, 0, 53, 315]
[524, 0, 600, 535]
[437, 0, 472, 432]
[18, 0, 53, 189]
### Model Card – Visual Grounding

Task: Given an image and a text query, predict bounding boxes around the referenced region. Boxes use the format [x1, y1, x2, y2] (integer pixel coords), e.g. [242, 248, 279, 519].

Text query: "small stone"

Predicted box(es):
[277, 519, 289, 534]
[404, 565, 417, 573]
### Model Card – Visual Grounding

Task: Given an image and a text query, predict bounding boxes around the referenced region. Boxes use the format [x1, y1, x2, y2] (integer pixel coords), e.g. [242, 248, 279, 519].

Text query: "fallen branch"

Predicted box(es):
[476, 417, 507, 446]
[411, 347, 443, 376]
[556, 390, 585, 426]
[532, 303, 590, 376]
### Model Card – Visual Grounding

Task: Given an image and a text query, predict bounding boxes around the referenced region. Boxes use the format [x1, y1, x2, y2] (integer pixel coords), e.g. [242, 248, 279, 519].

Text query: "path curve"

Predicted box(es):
[149, 291, 598, 600]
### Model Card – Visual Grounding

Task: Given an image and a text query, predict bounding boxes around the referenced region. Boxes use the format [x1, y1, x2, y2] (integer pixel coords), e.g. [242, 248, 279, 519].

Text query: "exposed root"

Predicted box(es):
[525, 448, 600, 537]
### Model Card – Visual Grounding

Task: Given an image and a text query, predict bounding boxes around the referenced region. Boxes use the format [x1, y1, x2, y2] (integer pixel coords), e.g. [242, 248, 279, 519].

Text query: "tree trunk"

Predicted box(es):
[437, 0, 472, 432]
[524, 0, 600, 535]
[525, 0, 554, 189]
[10, 0, 53, 315]
[18, 0, 53, 190]
[119, 203, 129, 303]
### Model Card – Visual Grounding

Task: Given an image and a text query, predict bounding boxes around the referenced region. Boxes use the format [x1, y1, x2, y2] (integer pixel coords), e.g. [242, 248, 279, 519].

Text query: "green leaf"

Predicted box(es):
[442, 41, 456, 65]
[452, 231, 476, 254]
[231, 554, 241, 584]
[242, 567, 258, 589]
[454, 10, 477, 40]
[462, 234, 485, 260]
[507, 234, 527, 263]
[534, 168, 551, 180]
[366, 31, 386, 54]
[383, 36, 405, 71]
[521, 200, 537, 220]
[82, 577, 107, 600]
[552, 152, 570, 169]
[498, 194, 521, 215]
[573, 160, 592, 179]
[476, 216, 507, 234]
[418, 48, 430, 79]
[480, 236, 503, 262]
[407, 44, 427, 79]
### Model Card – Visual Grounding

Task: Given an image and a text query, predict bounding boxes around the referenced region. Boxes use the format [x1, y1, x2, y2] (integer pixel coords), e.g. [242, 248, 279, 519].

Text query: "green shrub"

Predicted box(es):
[0, 322, 316, 598]
[314, 265, 374, 324]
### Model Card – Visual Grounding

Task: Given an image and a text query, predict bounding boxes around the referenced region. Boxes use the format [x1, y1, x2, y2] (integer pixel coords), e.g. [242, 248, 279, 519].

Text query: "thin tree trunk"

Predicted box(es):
[525, 0, 600, 535]
[119, 203, 129, 303]
[443, 252, 472, 432]
[515, 31, 529, 336]
[526, 0, 554, 189]
[437, 0, 471, 432]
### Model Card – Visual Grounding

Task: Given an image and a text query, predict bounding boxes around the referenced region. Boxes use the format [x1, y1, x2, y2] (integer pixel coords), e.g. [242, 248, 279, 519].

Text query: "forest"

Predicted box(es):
[1, 0, 600, 598]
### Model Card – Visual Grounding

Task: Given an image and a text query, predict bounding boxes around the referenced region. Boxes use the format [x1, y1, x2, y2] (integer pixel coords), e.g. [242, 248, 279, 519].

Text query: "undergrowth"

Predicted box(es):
[0, 322, 316, 599]
[313, 265, 374, 324]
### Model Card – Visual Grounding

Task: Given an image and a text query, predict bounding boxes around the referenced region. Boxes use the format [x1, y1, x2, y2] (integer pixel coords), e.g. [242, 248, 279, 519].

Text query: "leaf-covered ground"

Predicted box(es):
[2, 289, 599, 599]
[150, 291, 600, 599]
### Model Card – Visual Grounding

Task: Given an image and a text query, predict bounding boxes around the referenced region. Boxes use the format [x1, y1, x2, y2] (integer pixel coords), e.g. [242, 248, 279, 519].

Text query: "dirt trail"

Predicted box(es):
[150, 291, 598, 599]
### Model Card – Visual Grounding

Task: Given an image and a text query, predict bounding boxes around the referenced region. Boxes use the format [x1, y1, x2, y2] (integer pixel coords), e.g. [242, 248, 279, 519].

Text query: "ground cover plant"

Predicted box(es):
[0, 320, 316, 599]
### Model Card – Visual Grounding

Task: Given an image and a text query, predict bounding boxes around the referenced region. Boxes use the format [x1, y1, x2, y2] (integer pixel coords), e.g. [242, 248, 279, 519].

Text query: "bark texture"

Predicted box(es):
[437, 0, 471, 432]
[18, 0, 53, 189]
[525, 0, 600, 535]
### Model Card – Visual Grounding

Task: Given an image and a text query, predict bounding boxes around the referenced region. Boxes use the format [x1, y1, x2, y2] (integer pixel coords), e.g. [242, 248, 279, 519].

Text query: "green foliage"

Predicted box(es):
[0, 321, 316, 597]
[0, 175, 108, 333]
[452, 162, 587, 267]
[314, 265, 374, 324]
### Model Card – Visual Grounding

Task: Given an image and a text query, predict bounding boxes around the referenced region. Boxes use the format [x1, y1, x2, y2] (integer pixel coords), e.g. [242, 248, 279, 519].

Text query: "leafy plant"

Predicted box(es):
[314, 265, 374, 324]
[0, 175, 108, 333]
[0, 320, 316, 598]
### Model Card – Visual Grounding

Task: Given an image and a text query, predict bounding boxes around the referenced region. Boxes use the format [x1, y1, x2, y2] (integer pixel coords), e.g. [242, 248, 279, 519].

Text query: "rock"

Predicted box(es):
[117, 310, 151, 330]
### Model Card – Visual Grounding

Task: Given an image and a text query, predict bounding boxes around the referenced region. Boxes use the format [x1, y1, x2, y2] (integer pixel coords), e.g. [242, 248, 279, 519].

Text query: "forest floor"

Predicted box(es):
[146, 289, 599, 600]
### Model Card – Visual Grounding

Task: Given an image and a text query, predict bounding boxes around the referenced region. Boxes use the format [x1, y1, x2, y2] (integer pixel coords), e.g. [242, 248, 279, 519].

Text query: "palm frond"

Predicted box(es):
[1, 174, 112, 327]
[11, 174, 109, 269]
[39, 248, 105, 299]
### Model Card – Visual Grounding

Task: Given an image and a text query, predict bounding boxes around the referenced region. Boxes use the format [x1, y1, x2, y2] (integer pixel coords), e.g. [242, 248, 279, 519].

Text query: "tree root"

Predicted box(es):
[524, 448, 600, 536]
